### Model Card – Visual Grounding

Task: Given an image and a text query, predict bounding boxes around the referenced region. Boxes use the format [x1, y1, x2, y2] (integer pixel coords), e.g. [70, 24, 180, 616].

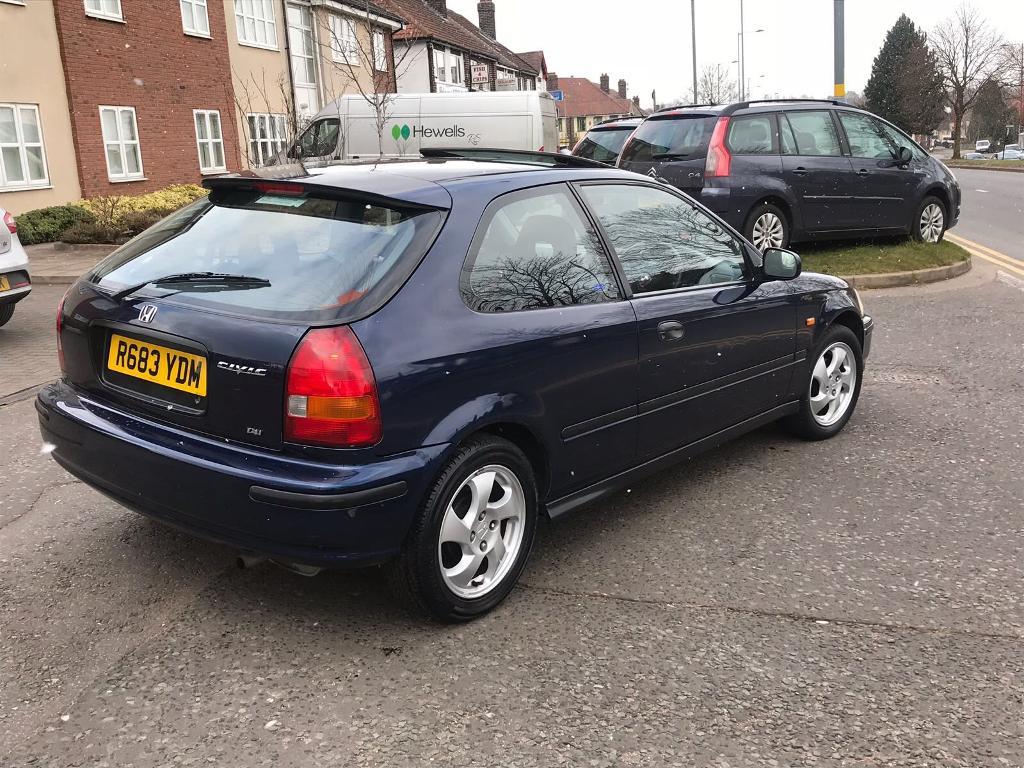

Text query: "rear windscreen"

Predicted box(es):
[618, 115, 716, 163]
[574, 128, 633, 164]
[88, 189, 445, 322]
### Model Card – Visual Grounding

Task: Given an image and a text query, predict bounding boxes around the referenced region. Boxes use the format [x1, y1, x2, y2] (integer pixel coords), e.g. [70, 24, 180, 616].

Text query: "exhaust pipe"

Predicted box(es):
[271, 560, 323, 578]
[236, 552, 267, 570]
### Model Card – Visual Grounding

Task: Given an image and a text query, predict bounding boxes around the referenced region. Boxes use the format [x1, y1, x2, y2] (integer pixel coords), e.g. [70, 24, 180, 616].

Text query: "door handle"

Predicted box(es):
[791, 167, 808, 176]
[657, 321, 685, 342]
[857, 168, 870, 176]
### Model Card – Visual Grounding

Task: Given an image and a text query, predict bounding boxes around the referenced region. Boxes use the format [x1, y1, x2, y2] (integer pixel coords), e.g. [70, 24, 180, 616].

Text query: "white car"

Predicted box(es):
[0, 207, 31, 327]
[975, 139, 991, 152]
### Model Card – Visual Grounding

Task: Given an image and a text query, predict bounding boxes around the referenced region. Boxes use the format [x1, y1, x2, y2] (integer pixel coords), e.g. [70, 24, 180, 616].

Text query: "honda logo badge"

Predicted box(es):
[137, 304, 158, 324]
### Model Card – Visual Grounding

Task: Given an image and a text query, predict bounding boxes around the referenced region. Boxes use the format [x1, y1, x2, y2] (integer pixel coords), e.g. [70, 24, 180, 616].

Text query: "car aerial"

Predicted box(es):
[37, 149, 873, 622]
[571, 117, 643, 165]
[0, 206, 31, 327]
[616, 99, 961, 252]
[975, 139, 991, 152]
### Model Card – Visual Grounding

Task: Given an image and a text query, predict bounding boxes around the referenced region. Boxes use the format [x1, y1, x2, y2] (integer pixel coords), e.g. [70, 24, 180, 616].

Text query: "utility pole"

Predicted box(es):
[691, 0, 698, 104]
[833, 0, 845, 100]
[739, 0, 745, 101]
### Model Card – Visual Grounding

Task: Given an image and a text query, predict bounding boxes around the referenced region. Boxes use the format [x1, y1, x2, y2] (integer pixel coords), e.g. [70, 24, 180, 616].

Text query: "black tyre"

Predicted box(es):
[783, 324, 863, 440]
[910, 195, 946, 243]
[388, 436, 538, 622]
[744, 202, 790, 252]
[0, 304, 14, 328]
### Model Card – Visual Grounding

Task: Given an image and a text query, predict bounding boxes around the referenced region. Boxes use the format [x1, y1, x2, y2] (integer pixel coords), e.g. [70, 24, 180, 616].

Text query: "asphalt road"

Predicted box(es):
[2, 194, 1024, 766]
[947, 167, 1023, 260]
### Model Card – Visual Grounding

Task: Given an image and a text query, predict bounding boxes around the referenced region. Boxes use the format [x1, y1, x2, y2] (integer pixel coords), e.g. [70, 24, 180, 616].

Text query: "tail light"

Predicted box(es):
[56, 290, 68, 374]
[704, 116, 732, 178]
[284, 326, 382, 448]
[3, 210, 15, 234]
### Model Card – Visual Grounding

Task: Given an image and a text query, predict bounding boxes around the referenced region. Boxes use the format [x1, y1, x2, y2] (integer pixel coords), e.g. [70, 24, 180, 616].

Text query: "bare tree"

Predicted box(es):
[1001, 43, 1024, 138]
[231, 68, 297, 167]
[696, 64, 738, 105]
[931, 3, 1006, 158]
[317, 1, 416, 159]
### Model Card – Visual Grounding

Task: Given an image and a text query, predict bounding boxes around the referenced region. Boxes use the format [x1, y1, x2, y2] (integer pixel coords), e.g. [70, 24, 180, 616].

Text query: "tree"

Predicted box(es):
[1001, 43, 1024, 136]
[968, 77, 1012, 144]
[931, 3, 1007, 158]
[696, 64, 737, 105]
[231, 69, 297, 168]
[863, 14, 945, 137]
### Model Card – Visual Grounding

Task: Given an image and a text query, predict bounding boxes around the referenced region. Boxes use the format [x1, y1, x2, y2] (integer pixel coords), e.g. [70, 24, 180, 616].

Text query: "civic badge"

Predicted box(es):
[137, 304, 158, 324]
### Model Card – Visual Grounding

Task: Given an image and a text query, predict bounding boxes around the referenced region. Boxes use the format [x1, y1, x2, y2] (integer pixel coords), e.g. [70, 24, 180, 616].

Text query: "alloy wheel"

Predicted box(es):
[809, 342, 857, 427]
[752, 212, 785, 251]
[919, 203, 944, 243]
[437, 464, 526, 599]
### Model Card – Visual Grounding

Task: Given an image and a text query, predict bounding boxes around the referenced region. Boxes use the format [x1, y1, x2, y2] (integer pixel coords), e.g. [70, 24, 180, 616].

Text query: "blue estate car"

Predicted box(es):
[38, 149, 873, 621]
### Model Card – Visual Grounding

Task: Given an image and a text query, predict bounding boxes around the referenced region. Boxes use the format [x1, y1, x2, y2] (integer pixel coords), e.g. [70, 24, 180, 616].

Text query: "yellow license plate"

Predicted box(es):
[106, 333, 207, 397]
[0, 275, 9, 291]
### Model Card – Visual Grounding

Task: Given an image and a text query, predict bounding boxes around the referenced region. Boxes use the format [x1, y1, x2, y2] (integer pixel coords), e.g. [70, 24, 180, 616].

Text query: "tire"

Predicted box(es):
[388, 436, 538, 622]
[783, 324, 863, 441]
[744, 202, 789, 252]
[911, 195, 946, 243]
[0, 304, 14, 328]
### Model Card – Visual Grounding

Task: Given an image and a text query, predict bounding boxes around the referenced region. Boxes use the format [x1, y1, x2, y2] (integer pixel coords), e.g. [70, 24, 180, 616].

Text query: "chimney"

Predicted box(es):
[599, 73, 610, 93]
[632, 95, 640, 108]
[546, 72, 558, 91]
[617, 79, 627, 99]
[425, 0, 446, 16]
[478, 0, 496, 39]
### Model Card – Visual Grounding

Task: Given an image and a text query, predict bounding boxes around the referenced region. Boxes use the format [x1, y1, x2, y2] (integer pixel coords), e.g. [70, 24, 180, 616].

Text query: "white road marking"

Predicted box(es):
[996, 271, 1024, 292]
[975, 189, 989, 193]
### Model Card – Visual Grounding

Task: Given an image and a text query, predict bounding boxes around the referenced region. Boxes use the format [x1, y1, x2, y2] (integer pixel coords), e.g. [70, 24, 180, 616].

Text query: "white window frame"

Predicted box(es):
[433, 47, 447, 83]
[246, 112, 288, 167]
[84, 0, 123, 21]
[0, 103, 50, 191]
[372, 29, 386, 72]
[330, 15, 359, 65]
[235, 0, 277, 50]
[193, 109, 226, 173]
[99, 106, 144, 182]
[180, 0, 210, 37]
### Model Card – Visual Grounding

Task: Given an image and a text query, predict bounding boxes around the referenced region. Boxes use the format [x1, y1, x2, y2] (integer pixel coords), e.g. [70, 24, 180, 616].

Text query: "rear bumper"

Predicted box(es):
[0, 267, 31, 306]
[36, 380, 448, 567]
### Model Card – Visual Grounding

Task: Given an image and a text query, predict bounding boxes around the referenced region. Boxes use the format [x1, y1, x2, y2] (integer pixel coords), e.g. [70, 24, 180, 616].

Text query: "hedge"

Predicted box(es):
[14, 183, 208, 246]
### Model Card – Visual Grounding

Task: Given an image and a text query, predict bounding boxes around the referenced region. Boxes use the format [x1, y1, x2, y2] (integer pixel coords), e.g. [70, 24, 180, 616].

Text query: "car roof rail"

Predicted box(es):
[419, 147, 608, 169]
[723, 98, 848, 115]
[593, 116, 641, 126]
[653, 102, 724, 114]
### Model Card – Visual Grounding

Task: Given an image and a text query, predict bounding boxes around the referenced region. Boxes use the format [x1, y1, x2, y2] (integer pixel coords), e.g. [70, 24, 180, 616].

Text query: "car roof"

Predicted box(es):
[648, 99, 867, 120]
[591, 117, 643, 130]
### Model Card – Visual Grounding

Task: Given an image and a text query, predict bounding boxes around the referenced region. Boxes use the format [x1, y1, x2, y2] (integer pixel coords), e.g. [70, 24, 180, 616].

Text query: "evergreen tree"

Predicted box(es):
[864, 15, 946, 136]
[968, 78, 1012, 144]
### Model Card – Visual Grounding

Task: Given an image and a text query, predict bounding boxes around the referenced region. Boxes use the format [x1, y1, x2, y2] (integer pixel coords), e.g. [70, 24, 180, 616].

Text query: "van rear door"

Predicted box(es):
[540, 95, 558, 151]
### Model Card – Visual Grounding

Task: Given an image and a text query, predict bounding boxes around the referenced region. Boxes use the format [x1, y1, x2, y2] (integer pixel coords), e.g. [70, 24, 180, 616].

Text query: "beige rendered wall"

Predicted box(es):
[313, 9, 383, 108]
[0, 0, 81, 214]
[224, 0, 293, 168]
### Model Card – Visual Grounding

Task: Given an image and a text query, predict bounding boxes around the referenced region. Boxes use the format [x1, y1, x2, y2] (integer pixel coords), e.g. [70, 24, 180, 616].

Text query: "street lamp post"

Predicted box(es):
[691, 0, 698, 107]
[736, 24, 765, 101]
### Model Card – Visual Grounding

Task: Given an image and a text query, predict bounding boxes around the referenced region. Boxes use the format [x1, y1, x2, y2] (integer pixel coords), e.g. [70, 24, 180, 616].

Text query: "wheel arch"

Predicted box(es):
[828, 309, 865, 350]
[923, 185, 951, 218]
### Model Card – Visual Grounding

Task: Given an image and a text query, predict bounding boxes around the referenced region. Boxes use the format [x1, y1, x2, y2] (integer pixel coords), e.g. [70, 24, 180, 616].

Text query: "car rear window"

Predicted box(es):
[574, 127, 633, 164]
[618, 115, 716, 163]
[88, 187, 445, 322]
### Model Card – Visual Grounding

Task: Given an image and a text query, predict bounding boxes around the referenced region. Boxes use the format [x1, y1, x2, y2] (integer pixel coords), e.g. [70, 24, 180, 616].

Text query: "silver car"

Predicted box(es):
[0, 207, 31, 327]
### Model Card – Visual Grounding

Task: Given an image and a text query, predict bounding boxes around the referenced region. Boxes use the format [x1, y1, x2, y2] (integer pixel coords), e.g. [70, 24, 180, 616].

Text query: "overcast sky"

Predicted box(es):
[444, 0, 1022, 108]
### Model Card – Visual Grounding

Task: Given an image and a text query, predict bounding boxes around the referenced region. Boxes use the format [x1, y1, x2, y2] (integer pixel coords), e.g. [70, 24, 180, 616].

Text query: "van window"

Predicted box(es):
[462, 186, 621, 312]
[727, 115, 775, 154]
[618, 115, 716, 163]
[293, 118, 340, 158]
[783, 111, 842, 157]
[89, 189, 445, 322]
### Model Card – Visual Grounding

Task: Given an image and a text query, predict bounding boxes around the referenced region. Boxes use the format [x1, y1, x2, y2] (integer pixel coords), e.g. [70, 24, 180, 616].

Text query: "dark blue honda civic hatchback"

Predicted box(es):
[38, 149, 873, 621]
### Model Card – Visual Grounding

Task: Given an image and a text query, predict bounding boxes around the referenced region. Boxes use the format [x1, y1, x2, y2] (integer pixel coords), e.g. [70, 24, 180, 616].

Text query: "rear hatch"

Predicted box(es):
[573, 126, 635, 165]
[617, 112, 718, 193]
[60, 179, 446, 451]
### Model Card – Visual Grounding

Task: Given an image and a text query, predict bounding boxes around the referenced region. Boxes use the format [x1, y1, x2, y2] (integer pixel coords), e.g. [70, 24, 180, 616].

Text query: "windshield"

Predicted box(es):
[618, 115, 716, 163]
[89, 190, 445, 322]
[574, 128, 634, 164]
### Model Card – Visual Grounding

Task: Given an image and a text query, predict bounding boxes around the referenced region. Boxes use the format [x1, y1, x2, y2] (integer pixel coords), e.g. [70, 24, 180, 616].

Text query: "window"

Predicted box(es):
[576, 116, 587, 132]
[449, 50, 463, 84]
[783, 111, 842, 157]
[618, 114, 716, 163]
[330, 15, 358, 64]
[291, 118, 340, 159]
[194, 110, 225, 172]
[180, 0, 209, 35]
[0, 104, 48, 190]
[247, 113, 288, 166]
[433, 48, 447, 83]
[573, 127, 633, 164]
[579, 184, 746, 293]
[235, 0, 277, 49]
[872, 118, 927, 161]
[837, 112, 898, 159]
[727, 115, 774, 155]
[433, 47, 462, 84]
[99, 106, 143, 181]
[373, 30, 386, 71]
[84, 0, 122, 20]
[462, 187, 621, 312]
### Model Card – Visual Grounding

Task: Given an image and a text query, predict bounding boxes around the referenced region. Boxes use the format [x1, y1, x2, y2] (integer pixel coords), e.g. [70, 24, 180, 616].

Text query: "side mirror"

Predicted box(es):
[762, 248, 802, 280]
[897, 145, 913, 165]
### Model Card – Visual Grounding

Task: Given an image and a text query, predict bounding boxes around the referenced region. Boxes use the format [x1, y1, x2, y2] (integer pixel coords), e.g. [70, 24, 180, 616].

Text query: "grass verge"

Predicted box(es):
[944, 159, 1024, 172]
[798, 238, 970, 277]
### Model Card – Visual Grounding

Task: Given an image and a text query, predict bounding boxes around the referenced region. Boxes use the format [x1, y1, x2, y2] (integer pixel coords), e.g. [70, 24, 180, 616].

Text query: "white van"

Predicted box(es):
[283, 91, 559, 164]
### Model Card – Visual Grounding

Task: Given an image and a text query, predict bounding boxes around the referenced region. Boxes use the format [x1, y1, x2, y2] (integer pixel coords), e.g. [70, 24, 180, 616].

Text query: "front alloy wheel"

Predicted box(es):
[809, 342, 857, 426]
[919, 202, 945, 243]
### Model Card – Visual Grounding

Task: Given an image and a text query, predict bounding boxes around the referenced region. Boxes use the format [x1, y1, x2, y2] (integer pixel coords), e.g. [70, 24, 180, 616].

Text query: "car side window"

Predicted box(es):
[778, 114, 799, 155]
[784, 111, 843, 157]
[461, 186, 622, 312]
[838, 111, 897, 159]
[579, 184, 747, 294]
[727, 115, 775, 154]
[872, 119, 927, 161]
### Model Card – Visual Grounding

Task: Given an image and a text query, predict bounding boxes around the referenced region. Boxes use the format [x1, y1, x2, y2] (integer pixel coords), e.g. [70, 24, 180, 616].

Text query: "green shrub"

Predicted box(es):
[76, 184, 207, 219]
[120, 208, 173, 237]
[14, 205, 94, 246]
